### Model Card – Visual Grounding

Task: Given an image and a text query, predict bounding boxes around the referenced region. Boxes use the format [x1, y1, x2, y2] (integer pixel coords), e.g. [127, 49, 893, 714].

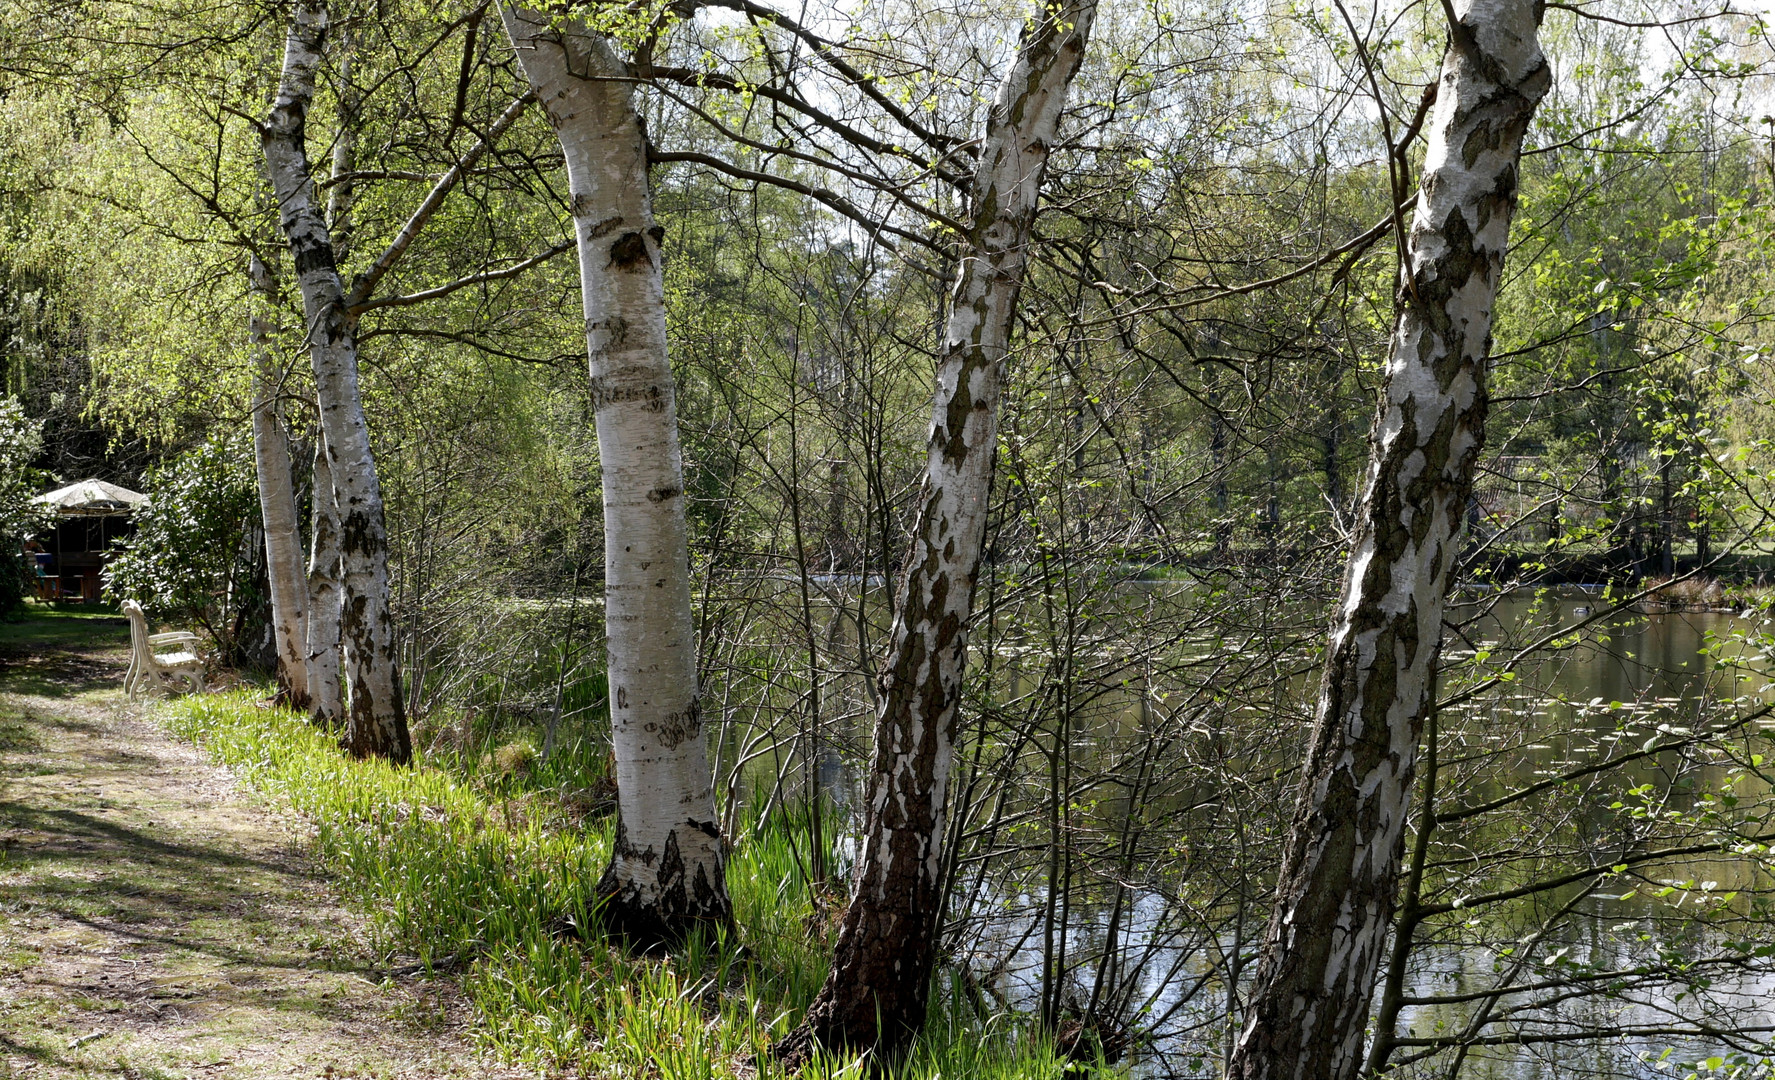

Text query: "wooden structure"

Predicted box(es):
[121, 600, 203, 698]
[31, 479, 146, 603]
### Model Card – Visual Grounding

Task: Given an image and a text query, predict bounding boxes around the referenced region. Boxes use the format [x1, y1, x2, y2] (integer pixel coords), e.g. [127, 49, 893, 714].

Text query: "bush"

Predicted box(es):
[0, 398, 52, 617]
[105, 435, 262, 653]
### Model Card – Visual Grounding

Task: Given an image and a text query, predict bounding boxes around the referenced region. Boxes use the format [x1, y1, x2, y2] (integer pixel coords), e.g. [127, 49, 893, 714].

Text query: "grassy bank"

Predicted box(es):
[157, 692, 1095, 1079]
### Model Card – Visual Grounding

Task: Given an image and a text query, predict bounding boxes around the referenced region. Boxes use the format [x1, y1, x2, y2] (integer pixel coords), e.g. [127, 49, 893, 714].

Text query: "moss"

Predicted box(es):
[490, 738, 537, 780]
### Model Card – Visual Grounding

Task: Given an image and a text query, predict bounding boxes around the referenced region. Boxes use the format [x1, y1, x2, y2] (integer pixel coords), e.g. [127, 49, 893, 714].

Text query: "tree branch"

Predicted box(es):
[649, 149, 938, 250]
[350, 239, 575, 314]
[345, 89, 536, 309]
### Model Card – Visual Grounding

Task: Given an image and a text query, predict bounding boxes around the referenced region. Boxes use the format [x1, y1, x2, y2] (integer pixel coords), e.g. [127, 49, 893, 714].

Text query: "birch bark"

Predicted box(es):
[501, 4, 727, 944]
[307, 434, 345, 724]
[262, 0, 409, 762]
[248, 254, 310, 708]
[327, 24, 356, 265]
[780, 0, 1096, 1059]
[1226, 3, 1549, 1077]
[304, 21, 352, 728]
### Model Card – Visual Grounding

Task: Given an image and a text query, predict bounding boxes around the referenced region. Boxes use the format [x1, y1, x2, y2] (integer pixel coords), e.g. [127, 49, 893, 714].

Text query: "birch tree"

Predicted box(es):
[247, 254, 310, 708]
[261, 0, 410, 761]
[304, 22, 353, 728]
[779, 0, 1098, 1059]
[307, 436, 346, 723]
[501, 4, 729, 944]
[1226, 1, 1551, 1076]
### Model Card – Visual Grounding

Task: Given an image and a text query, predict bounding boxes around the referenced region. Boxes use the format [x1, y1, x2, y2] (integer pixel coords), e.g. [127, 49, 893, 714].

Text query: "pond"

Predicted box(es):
[710, 580, 1775, 1077]
[965, 590, 1775, 1078]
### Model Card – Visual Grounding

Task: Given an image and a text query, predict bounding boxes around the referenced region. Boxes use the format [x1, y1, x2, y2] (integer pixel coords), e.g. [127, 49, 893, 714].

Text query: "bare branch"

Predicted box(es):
[346, 89, 537, 310]
[350, 239, 575, 314]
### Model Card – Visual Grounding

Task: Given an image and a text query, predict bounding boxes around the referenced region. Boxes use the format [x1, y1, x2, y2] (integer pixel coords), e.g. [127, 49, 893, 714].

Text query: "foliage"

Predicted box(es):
[3, 0, 1775, 1071]
[0, 397, 51, 615]
[105, 435, 259, 651]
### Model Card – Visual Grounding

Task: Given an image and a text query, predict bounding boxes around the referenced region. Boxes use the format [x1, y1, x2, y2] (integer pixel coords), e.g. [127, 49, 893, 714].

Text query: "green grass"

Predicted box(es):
[0, 600, 132, 699]
[0, 598, 129, 650]
[158, 692, 1103, 1079]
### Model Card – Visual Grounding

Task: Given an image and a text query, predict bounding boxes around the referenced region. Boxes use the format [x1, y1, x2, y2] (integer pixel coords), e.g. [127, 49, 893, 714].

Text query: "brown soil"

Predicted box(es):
[0, 610, 527, 1080]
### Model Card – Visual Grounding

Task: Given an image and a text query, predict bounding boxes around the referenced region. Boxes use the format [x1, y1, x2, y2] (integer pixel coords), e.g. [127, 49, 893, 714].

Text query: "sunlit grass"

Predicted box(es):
[0, 599, 128, 648]
[158, 691, 1099, 1078]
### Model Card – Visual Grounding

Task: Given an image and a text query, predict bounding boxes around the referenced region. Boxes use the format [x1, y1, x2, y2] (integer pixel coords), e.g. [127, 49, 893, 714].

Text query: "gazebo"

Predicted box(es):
[30, 479, 148, 603]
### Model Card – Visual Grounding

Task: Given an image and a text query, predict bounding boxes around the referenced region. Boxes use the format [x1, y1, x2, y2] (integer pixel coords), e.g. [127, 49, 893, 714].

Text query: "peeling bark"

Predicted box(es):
[1226, 3, 1549, 1077]
[248, 255, 310, 709]
[502, 5, 727, 945]
[779, 0, 1097, 1061]
[262, 0, 409, 762]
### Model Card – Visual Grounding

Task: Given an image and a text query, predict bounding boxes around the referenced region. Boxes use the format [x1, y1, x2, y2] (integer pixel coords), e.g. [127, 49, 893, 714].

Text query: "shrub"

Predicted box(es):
[491, 738, 538, 780]
[105, 435, 263, 655]
[0, 398, 52, 616]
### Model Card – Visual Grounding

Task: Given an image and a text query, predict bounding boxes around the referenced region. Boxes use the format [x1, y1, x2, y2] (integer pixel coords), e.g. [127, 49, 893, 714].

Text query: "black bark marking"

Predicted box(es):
[588, 375, 664, 413]
[292, 243, 336, 277]
[578, 210, 623, 238]
[646, 696, 699, 746]
[939, 359, 979, 467]
[608, 231, 652, 271]
[597, 812, 731, 951]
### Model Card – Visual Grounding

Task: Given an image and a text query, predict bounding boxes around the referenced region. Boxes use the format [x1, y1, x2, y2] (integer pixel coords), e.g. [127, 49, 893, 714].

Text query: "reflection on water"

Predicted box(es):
[1397, 595, 1775, 1079]
[960, 591, 1775, 1078]
[718, 580, 1774, 1077]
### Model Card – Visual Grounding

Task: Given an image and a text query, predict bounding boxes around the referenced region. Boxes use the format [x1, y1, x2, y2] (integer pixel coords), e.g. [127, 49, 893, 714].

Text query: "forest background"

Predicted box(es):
[5, 0, 1775, 1076]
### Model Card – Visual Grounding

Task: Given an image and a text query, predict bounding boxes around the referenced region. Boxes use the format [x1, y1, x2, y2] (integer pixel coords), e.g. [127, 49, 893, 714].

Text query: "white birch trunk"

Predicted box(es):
[307, 433, 345, 724]
[784, 0, 1096, 1060]
[502, 4, 726, 942]
[248, 255, 310, 708]
[1227, 3, 1549, 1078]
[302, 19, 352, 728]
[327, 23, 356, 265]
[262, 0, 409, 762]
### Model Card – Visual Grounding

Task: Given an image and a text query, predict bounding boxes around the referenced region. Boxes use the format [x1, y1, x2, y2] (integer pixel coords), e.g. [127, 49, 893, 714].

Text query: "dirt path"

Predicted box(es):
[0, 611, 524, 1080]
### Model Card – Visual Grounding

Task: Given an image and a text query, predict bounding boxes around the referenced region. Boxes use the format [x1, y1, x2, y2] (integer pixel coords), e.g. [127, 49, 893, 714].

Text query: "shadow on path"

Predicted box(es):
[0, 608, 513, 1079]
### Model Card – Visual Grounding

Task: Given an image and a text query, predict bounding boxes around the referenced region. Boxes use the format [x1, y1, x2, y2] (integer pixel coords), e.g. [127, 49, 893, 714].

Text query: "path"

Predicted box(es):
[0, 610, 523, 1080]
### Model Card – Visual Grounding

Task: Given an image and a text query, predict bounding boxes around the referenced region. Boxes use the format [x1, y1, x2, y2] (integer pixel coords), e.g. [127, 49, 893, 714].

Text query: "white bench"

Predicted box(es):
[121, 600, 204, 698]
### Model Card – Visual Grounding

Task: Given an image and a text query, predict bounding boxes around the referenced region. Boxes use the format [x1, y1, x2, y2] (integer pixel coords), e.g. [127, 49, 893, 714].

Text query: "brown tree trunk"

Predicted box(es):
[777, 0, 1096, 1062]
[1226, 2, 1549, 1077]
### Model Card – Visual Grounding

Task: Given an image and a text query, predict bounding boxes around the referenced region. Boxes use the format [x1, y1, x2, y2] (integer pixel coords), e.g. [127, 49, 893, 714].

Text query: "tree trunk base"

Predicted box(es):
[594, 840, 730, 952]
[273, 673, 312, 714]
[770, 1003, 888, 1075]
[770, 953, 917, 1070]
[768, 1025, 823, 1072]
[340, 718, 411, 765]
